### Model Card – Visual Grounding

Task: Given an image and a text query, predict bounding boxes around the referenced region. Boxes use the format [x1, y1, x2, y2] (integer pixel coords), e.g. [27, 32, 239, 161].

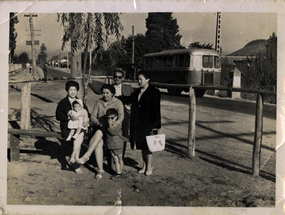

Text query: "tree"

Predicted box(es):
[9, 12, 19, 63]
[57, 13, 123, 103]
[37, 43, 48, 65]
[188, 42, 214, 50]
[145, 13, 182, 53]
[18, 52, 30, 65]
[242, 32, 277, 91]
[123, 33, 149, 68]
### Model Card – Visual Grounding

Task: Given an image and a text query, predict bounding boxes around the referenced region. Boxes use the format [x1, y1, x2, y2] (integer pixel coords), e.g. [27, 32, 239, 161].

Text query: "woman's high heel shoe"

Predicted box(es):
[76, 154, 89, 164]
[137, 167, 146, 174]
[145, 166, 153, 176]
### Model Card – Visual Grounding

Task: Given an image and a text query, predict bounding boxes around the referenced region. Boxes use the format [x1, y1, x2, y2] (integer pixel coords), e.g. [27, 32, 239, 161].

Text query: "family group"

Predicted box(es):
[55, 69, 161, 180]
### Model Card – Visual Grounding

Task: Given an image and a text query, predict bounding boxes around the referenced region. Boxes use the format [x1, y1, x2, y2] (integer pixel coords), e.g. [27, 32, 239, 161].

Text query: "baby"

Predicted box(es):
[105, 108, 124, 179]
[66, 99, 89, 141]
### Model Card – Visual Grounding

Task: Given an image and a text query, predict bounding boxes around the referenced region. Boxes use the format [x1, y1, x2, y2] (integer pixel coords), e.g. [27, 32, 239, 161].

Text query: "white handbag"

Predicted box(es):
[146, 130, 165, 152]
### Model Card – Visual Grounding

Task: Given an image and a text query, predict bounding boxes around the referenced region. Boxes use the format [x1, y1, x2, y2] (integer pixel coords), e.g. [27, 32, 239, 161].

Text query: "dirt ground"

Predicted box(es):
[7, 68, 276, 208]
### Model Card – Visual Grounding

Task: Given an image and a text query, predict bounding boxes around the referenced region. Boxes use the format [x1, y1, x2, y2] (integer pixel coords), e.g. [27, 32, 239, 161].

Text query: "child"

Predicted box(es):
[66, 99, 89, 168]
[105, 108, 124, 179]
[66, 99, 89, 141]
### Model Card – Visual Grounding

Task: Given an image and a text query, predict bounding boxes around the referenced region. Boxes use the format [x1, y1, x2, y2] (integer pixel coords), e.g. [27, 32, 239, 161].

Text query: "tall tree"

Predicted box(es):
[123, 33, 148, 68]
[57, 13, 123, 103]
[145, 13, 182, 53]
[18, 52, 30, 65]
[9, 13, 19, 63]
[242, 32, 277, 91]
[37, 43, 48, 65]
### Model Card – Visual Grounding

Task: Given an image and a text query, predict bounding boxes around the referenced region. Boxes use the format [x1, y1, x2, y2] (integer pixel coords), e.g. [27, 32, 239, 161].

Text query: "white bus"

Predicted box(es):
[142, 49, 221, 96]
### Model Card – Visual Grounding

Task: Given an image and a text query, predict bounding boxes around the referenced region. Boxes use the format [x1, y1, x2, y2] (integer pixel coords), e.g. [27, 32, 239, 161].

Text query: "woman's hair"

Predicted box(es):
[138, 70, 151, 80]
[65, 81, 79, 92]
[106, 108, 118, 116]
[101, 84, 116, 95]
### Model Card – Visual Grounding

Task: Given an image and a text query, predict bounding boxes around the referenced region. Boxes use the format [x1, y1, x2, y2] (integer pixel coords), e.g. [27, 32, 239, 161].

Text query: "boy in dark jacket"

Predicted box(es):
[106, 108, 124, 179]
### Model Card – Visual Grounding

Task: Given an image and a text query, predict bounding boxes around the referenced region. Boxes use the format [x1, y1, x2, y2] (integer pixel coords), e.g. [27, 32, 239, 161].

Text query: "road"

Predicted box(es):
[46, 66, 71, 78]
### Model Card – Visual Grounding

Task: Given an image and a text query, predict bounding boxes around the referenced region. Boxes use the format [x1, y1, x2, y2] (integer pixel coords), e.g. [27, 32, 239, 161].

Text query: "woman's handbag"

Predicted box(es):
[146, 129, 165, 152]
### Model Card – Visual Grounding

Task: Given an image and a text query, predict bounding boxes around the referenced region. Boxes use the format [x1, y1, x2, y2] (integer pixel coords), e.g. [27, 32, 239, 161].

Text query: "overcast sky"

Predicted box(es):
[14, 12, 277, 60]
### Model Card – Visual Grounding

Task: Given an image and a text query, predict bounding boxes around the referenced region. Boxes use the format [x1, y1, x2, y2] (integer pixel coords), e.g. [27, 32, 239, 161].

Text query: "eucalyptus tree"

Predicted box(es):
[57, 13, 123, 102]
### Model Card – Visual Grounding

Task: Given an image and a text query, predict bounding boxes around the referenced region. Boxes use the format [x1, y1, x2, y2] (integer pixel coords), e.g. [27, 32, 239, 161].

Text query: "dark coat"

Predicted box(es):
[55, 96, 89, 138]
[127, 85, 161, 150]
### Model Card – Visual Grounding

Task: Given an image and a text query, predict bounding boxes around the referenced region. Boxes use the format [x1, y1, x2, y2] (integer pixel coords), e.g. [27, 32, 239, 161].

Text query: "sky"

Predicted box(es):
[14, 12, 277, 60]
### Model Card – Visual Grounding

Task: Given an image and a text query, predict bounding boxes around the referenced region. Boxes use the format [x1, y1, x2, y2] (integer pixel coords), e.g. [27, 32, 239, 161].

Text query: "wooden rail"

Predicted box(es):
[8, 128, 61, 162]
[149, 82, 275, 177]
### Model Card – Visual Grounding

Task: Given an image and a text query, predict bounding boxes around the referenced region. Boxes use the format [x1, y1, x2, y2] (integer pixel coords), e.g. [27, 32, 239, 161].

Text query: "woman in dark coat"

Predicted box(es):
[125, 71, 161, 176]
[55, 81, 89, 173]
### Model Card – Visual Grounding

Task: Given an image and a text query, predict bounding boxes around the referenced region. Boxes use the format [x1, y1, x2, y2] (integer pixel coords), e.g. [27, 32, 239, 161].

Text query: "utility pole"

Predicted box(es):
[215, 12, 222, 55]
[24, 14, 37, 79]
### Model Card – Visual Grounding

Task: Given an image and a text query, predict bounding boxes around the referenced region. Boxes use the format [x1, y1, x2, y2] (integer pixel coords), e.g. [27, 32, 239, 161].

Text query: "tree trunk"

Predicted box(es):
[82, 51, 88, 104]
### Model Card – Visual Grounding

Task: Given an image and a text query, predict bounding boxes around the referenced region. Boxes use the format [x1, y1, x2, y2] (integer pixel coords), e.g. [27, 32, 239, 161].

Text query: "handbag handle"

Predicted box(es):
[150, 129, 160, 135]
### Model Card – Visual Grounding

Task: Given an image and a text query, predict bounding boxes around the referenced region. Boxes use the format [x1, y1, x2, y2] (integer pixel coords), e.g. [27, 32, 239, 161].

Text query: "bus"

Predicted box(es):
[142, 49, 221, 96]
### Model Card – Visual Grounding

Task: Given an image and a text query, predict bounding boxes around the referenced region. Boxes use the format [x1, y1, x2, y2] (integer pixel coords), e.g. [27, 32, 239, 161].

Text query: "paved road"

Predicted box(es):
[46, 66, 71, 78]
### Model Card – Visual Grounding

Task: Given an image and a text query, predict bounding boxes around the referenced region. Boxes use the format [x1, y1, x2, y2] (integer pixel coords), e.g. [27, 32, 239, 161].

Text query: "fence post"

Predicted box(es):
[187, 86, 196, 158]
[252, 93, 263, 176]
[20, 82, 31, 129]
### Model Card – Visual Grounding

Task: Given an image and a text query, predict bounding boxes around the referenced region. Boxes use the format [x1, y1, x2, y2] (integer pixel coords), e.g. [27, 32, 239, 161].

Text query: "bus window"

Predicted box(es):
[167, 55, 173, 67]
[214, 56, 220, 68]
[193, 55, 201, 68]
[172, 55, 177, 67]
[162, 56, 167, 68]
[184, 54, 190, 67]
[202, 55, 213, 68]
[176, 55, 183, 67]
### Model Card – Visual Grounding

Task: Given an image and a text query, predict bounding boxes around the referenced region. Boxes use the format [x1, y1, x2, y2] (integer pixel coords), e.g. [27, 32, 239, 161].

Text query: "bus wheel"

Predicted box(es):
[167, 87, 182, 96]
[195, 89, 205, 97]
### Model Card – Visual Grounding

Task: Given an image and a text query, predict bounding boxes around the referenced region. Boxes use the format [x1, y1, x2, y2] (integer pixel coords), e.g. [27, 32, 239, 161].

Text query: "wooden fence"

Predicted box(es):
[8, 78, 276, 177]
[150, 82, 276, 177]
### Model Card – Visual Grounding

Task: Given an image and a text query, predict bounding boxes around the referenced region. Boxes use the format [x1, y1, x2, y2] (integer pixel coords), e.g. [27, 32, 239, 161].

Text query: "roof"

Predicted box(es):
[144, 49, 220, 57]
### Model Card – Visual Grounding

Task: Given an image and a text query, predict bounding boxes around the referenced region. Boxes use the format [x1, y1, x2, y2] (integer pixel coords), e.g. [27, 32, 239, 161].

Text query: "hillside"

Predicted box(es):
[227, 39, 268, 56]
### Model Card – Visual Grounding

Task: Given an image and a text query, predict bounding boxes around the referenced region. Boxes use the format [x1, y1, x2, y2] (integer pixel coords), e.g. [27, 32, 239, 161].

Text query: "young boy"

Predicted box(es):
[105, 108, 124, 179]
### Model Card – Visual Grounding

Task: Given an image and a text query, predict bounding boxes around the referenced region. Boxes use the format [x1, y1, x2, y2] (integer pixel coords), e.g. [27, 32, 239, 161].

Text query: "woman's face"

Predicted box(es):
[102, 88, 113, 102]
[68, 86, 78, 99]
[138, 74, 149, 88]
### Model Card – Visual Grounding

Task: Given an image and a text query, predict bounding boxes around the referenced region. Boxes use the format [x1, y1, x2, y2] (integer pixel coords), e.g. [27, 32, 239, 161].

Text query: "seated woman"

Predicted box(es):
[76, 84, 124, 179]
[55, 81, 89, 174]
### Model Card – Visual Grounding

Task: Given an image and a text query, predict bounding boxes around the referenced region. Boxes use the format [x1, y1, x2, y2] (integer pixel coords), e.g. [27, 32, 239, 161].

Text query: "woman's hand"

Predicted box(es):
[112, 120, 120, 128]
[82, 121, 88, 127]
[70, 115, 77, 121]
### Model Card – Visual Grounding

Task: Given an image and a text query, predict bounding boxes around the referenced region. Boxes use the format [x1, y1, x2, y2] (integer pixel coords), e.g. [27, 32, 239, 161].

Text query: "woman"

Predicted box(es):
[125, 71, 161, 176]
[76, 84, 124, 179]
[55, 81, 89, 174]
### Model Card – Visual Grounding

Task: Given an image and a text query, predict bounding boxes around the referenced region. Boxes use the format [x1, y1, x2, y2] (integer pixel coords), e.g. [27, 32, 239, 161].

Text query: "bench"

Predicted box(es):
[8, 128, 61, 162]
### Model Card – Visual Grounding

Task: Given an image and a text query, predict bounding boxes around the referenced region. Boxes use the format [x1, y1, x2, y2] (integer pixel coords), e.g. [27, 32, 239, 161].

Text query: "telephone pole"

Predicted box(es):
[24, 13, 38, 79]
[215, 12, 222, 55]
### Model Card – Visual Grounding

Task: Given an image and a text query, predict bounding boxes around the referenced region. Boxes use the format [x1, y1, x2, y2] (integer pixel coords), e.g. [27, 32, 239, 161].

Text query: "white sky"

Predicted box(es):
[14, 12, 277, 60]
